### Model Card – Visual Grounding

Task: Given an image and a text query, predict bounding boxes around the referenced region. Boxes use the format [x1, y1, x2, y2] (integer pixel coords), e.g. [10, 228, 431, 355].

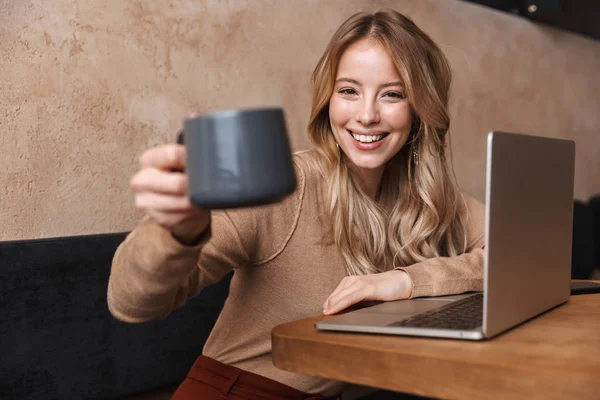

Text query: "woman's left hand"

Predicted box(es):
[323, 270, 413, 315]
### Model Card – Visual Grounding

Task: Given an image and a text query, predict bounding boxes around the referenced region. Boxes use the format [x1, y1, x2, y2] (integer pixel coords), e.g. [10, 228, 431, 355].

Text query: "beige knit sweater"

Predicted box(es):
[107, 151, 486, 396]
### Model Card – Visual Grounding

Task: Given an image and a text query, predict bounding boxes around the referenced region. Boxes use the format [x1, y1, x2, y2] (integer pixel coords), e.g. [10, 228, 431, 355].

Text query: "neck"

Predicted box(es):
[351, 166, 384, 200]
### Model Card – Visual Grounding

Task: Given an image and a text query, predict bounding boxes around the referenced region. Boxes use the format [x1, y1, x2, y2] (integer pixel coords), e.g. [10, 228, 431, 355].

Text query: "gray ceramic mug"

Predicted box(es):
[178, 107, 297, 209]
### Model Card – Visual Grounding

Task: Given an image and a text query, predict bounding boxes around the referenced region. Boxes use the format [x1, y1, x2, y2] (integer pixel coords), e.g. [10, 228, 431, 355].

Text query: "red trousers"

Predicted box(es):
[171, 355, 340, 400]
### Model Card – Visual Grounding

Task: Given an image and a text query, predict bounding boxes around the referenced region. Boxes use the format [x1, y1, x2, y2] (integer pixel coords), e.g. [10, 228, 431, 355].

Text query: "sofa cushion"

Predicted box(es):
[572, 201, 596, 278]
[0, 233, 231, 400]
[589, 195, 600, 267]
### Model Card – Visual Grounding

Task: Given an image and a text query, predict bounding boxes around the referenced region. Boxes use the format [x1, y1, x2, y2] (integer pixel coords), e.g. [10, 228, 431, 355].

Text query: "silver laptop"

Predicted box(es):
[316, 131, 575, 340]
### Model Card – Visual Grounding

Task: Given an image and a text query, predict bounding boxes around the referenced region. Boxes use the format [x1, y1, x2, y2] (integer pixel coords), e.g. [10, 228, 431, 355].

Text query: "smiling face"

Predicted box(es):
[329, 38, 413, 189]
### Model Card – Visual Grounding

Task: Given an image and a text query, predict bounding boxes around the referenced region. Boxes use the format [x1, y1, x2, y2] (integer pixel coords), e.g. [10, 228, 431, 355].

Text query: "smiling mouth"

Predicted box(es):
[346, 129, 390, 143]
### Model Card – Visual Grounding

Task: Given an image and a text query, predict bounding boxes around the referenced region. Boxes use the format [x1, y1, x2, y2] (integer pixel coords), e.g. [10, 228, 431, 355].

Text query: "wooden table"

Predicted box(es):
[272, 292, 600, 399]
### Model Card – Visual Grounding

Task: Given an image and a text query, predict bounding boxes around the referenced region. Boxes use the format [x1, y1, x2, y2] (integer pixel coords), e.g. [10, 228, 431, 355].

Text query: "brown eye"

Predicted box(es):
[384, 91, 405, 99]
[339, 88, 357, 95]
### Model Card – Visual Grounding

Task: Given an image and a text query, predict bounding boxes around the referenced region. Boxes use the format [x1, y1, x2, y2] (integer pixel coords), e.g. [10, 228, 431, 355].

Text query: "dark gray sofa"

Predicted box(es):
[572, 197, 599, 279]
[0, 232, 231, 400]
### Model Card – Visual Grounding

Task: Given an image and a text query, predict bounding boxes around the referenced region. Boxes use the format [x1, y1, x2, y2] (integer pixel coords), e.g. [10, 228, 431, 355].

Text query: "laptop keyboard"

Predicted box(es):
[388, 293, 483, 330]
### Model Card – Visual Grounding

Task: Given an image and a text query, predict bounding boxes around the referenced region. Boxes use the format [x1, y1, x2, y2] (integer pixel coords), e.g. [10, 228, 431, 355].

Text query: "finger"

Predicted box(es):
[324, 281, 368, 314]
[131, 168, 188, 195]
[323, 277, 355, 310]
[139, 144, 186, 170]
[145, 209, 192, 230]
[328, 277, 350, 299]
[325, 283, 362, 309]
[135, 191, 193, 212]
[324, 287, 371, 315]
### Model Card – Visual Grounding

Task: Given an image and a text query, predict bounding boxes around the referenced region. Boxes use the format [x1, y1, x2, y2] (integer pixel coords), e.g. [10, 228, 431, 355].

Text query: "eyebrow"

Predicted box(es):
[335, 77, 404, 88]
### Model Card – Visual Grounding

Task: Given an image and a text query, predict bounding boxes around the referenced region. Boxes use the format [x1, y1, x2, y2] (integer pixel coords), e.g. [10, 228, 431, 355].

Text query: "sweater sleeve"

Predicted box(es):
[107, 157, 306, 323]
[395, 193, 486, 298]
[107, 211, 248, 322]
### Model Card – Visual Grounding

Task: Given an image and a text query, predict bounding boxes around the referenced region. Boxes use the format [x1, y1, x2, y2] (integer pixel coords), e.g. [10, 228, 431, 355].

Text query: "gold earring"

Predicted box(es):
[413, 149, 419, 165]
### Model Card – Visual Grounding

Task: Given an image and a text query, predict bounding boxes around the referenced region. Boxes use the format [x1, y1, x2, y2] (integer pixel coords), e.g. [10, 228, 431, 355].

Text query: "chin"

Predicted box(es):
[346, 154, 388, 171]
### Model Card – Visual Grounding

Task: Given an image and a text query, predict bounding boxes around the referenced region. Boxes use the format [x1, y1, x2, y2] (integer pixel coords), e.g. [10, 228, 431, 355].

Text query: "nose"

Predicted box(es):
[356, 98, 380, 126]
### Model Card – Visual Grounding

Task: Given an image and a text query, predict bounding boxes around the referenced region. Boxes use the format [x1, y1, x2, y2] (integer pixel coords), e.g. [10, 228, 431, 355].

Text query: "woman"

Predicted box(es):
[108, 9, 485, 400]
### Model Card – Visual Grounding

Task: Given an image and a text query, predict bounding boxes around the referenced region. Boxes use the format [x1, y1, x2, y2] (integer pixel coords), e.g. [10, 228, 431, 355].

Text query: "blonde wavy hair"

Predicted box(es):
[307, 10, 469, 275]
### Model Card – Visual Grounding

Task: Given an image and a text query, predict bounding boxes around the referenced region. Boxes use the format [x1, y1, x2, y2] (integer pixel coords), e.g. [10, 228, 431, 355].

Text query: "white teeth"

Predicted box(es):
[351, 132, 385, 143]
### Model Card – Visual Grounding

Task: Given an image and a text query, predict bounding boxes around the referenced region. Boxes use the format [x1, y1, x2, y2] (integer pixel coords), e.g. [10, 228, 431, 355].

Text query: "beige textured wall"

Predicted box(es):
[1, 0, 599, 240]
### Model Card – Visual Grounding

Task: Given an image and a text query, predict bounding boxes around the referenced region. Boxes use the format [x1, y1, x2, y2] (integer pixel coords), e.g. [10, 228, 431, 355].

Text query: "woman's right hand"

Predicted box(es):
[130, 144, 210, 246]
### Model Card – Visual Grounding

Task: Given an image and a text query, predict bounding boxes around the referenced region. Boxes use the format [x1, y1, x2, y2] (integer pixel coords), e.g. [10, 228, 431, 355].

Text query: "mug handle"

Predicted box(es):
[176, 130, 185, 145]
[174, 130, 185, 173]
